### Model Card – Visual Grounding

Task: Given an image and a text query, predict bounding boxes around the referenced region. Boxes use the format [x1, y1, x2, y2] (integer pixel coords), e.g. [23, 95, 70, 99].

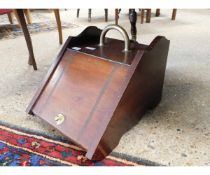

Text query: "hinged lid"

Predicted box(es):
[30, 48, 132, 152]
[26, 25, 145, 159]
[27, 25, 170, 160]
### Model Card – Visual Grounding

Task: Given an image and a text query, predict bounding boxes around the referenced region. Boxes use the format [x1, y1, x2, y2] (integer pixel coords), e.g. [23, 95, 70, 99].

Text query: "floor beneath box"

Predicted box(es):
[0, 9, 210, 166]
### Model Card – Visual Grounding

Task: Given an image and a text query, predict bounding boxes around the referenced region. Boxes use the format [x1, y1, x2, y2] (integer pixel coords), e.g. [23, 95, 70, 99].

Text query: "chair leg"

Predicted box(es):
[140, 9, 145, 24]
[13, 10, 21, 26]
[172, 9, 177, 20]
[105, 9, 108, 22]
[156, 9, 160, 16]
[115, 9, 119, 25]
[146, 9, 151, 23]
[54, 9, 63, 44]
[7, 13, 13, 24]
[23, 9, 32, 24]
[13, 9, 37, 70]
[77, 9, 80, 18]
[88, 9, 91, 22]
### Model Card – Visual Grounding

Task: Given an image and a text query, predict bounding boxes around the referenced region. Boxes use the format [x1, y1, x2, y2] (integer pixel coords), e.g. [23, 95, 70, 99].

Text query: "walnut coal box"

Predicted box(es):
[27, 25, 170, 160]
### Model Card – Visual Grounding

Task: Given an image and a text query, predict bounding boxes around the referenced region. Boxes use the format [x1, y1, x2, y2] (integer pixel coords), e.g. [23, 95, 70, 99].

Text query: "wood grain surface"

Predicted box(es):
[27, 26, 170, 160]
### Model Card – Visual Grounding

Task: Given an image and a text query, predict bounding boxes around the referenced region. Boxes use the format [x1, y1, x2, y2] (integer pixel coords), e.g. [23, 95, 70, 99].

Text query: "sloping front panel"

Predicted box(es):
[32, 49, 129, 151]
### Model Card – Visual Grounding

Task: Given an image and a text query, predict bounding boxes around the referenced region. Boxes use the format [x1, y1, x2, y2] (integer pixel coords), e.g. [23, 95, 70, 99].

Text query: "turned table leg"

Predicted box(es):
[88, 9, 91, 22]
[13, 9, 37, 70]
[129, 9, 137, 41]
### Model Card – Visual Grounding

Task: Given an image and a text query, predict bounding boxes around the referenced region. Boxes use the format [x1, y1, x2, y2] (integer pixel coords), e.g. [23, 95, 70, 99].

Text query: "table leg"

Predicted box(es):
[115, 9, 119, 25]
[77, 9, 80, 18]
[172, 9, 177, 20]
[14, 9, 37, 70]
[104, 9, 108, 22]
[146, 9, 151, 23]
[129, 9, 137, 41]
[156, 9, 160, 17]
[140, 9, 145, 24]
[88, 9, 91, 22]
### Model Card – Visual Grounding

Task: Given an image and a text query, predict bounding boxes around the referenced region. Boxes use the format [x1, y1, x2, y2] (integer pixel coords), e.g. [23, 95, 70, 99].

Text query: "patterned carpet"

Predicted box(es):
[0, 122, 160, 166]
[0, 21, 79, 40]
[0, 11, 79, 40]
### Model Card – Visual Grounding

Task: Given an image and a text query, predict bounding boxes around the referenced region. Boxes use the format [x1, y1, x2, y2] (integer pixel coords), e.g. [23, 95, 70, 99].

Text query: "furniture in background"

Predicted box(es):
[114, 9, 121, 25]
[27, 24, 170, 161]
[129, 9, 137, 41]
[0, 9, 32, 25]
[156, 9, 177, 20]
[1, 9, 36, 69]
[77, 9, 108, 22]
[139, 9, 151, 24]
[140, 9, 177, 24]
[13, 9, 37, 70]
[115, 9, 119, 25]
[1, 9, 63, 70]
[76, 8, 135, 39]
[22, 9, 32, 24]
[0, 9, 14, 24]
[114, 9, 137, 41]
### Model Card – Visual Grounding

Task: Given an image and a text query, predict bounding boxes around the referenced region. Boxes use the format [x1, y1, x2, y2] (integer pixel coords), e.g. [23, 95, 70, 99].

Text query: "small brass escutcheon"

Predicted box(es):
[54, 114, 65, 125]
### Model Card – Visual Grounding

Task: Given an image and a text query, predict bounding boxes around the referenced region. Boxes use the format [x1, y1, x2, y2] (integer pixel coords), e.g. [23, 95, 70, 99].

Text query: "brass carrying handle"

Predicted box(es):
[99, 24, 130, 52]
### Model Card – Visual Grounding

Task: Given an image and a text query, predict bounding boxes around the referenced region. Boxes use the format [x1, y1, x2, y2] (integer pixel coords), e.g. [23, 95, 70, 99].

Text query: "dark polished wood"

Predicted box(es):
[11, 9, 63, 70]
[14, 9, 37, 70]
[27, 26, 170, 160]
[129, 9, 137, 41]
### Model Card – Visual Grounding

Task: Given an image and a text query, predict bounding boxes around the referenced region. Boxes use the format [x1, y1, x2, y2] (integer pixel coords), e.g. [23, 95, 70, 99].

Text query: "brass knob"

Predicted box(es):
[54, 114, 65, 125]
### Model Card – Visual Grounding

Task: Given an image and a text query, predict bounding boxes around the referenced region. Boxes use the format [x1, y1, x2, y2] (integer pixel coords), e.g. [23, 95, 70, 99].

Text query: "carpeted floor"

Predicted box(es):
[0, 9, 210, 166]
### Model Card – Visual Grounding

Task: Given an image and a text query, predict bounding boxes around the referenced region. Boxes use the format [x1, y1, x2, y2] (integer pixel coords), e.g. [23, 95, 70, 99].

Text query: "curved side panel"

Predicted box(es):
[91, 36, 170, 160]
[67, 26, 102, 47]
